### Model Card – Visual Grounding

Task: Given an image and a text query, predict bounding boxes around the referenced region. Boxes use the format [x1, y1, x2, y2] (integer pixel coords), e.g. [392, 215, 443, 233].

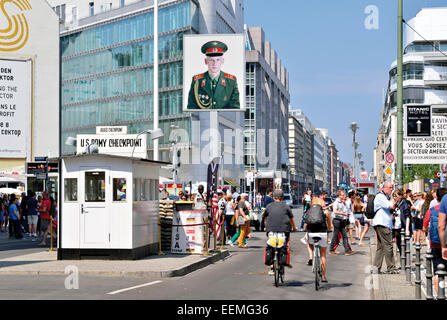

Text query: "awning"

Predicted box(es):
[224, 179, 239, 186]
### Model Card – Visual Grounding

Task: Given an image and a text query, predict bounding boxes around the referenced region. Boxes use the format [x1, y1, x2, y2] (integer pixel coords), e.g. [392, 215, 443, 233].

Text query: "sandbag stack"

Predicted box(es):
[159, 200, 174, 251]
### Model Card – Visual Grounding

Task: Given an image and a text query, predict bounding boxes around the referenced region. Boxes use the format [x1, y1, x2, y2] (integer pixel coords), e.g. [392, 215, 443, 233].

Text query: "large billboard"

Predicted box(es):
[0, 59, 32, 158]
[183, 34, 245, 112]
[404, 105, 447, 164]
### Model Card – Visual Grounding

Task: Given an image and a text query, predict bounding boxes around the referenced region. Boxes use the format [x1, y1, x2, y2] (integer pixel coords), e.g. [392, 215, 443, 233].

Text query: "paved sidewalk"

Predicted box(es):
[0, 232, 230, 278]
[0, 250, 230, 278]
[369, 240, 424, 300]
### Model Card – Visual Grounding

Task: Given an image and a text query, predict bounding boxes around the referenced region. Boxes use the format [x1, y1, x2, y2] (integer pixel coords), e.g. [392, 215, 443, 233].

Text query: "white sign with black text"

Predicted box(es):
[0, 59, 32, 158]
[76, 134, 147, 158]
[403, 113, 447, 164]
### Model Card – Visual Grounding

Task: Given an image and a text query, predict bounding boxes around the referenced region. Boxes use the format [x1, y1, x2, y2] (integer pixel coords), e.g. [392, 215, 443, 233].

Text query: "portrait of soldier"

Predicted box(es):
[187, 40, 240, 110]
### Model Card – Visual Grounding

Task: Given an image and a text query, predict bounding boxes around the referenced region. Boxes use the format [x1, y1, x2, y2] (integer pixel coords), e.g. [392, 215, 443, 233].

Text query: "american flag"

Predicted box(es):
[212, 194, 222, 240]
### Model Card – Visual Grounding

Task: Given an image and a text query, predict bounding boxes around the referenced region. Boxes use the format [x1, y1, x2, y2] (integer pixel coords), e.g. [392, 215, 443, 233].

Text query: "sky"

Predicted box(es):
[244, 0, 447, 174]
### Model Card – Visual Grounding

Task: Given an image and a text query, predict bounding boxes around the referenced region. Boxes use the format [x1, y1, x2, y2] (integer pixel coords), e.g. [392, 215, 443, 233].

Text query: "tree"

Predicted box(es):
[403, 164, 439, 185]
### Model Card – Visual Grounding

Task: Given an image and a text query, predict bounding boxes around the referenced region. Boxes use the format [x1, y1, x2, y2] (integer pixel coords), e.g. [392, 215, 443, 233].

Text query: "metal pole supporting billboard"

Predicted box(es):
[153, 0, 159, 161]
[396, 0, 404, 188]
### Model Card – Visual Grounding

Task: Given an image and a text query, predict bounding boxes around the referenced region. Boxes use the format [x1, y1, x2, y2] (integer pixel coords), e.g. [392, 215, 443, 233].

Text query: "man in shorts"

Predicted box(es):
[38, 192, 52, 246]
[26, 190, 39, 240]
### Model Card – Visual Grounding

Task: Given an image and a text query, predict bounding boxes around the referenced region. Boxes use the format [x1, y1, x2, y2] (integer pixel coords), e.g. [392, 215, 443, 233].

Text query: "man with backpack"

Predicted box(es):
[306, 191, 332, 282]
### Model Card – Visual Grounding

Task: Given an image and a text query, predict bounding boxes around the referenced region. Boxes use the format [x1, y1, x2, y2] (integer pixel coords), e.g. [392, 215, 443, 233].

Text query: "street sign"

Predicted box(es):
[403, 106, 447, 164]
[360, 170, 368, 180]
[385, 166, 393, 176]
[385, 153, 394, 164]
[406, 105, 431, 137]
[36, 173, 46, 180]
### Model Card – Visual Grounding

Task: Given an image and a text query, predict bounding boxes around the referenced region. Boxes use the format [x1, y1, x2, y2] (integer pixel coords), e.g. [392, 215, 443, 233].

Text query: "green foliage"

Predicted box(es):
[403, 164, 439, 184]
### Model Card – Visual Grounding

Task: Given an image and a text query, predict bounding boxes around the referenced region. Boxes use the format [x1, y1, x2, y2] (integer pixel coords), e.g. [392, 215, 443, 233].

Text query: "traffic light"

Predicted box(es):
[175, 149, 181, 169]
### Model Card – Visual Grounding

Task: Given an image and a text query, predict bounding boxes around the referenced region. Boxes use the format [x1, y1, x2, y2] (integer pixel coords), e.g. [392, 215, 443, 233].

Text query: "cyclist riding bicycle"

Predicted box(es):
[306, 191, 332, 283]
[263, 189, 298, 273]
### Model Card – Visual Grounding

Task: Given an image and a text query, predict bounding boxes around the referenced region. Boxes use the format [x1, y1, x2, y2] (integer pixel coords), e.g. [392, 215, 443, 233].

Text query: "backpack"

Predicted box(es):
[365, 195, 376, 219]
[429, 206, 441, 245]
[305, 204, 325, 225]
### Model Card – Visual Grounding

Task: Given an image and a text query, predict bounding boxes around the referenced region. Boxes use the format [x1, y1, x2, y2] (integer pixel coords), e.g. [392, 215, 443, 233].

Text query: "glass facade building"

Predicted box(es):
[61, 0, 199, 155]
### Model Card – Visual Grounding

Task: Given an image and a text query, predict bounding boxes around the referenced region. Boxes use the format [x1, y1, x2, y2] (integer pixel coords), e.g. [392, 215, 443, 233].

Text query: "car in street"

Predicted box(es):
[282, 193, 293, 209]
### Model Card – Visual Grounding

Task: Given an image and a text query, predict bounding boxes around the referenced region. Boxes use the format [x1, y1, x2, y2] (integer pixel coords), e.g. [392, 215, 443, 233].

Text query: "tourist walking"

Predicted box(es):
[329, 190, 354, 255]
[38, 191, 52, 246]
[237, 193, 250, 248]
[353, 196, 365, 242]
[26, 191, 39, 240]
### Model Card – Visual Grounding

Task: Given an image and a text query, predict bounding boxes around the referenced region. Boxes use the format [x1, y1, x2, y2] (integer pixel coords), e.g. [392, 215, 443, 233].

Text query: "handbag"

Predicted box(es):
[348, 213, 355, 224]
[238, 215, 245, 225]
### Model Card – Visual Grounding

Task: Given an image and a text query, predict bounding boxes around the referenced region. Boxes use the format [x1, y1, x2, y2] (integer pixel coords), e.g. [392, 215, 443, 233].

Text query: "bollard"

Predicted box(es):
[425, 248, 434, 300]
[400, 228, 405, 270]
[405, 233, 411, 284]
[436, 263, 447, 300]
[157, 216, 166, 256]
[48, 217, 56, 252]
[203, 216, 209, 256]
[415, 242, 421, 299]
[220, 214, 225, 251]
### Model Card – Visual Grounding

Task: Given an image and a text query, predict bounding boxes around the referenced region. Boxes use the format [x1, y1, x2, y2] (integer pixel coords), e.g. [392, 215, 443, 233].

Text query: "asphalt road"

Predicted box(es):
[0, 207, 374, 300]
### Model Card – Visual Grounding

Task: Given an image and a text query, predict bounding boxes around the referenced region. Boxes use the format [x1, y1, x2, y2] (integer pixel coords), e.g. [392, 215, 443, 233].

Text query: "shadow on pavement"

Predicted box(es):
[283, 280, 313, 287]
[0, 260, 53, 269]
[317, 282, 353, 291]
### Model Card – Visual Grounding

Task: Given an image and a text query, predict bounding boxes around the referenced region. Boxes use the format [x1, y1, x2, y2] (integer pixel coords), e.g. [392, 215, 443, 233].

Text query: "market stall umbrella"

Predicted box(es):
[0, 188, 23, 196]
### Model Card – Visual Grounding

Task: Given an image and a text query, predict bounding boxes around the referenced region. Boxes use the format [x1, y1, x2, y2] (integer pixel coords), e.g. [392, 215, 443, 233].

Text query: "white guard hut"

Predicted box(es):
[58, 153, 168, 260]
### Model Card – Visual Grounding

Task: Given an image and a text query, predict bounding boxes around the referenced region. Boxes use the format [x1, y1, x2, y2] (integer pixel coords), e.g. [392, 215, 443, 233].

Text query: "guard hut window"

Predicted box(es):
[64, 178, 78, 202]
[85, 171, 105, 202]
[113, 178, 127, 202]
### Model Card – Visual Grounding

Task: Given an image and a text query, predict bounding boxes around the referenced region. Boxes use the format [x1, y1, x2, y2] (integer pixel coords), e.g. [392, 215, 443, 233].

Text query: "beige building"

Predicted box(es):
[0, 1, 60, 190]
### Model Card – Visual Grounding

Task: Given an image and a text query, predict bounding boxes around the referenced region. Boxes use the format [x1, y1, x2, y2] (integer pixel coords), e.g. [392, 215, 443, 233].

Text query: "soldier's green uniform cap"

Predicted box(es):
[201, 41, 228, 56]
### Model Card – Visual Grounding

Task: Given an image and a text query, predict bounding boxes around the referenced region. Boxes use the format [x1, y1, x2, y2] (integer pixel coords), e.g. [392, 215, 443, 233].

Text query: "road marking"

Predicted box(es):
[106, 280, 163, 295]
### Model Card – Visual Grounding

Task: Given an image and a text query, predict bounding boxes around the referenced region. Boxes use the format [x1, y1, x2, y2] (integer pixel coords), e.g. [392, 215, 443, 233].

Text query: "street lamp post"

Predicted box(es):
[350, 122, 358, 189]
[396, 0, 404, 188]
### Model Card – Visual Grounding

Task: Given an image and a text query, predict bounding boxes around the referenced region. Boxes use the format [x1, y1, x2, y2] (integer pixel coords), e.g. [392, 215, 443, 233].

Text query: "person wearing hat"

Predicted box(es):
[187, 40, 240, 110]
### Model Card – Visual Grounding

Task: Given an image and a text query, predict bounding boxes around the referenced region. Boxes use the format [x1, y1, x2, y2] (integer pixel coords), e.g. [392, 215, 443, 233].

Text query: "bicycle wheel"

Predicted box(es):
[280, 265, 285, 283]
[314, 247, 320, 291]
[273, 254, 279, 287]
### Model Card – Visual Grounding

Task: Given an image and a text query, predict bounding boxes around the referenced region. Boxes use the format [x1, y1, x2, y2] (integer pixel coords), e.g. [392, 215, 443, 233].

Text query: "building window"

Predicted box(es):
[53, 4, 66, 23]
[121, 0, 125, 7]
[72, 7, 77, 23]
[113, 178, 127, 201]
[89, 2, 94, 16]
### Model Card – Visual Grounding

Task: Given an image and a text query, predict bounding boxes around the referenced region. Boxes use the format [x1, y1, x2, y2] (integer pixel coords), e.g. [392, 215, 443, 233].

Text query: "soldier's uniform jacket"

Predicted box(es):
[187, 71, 240, 110]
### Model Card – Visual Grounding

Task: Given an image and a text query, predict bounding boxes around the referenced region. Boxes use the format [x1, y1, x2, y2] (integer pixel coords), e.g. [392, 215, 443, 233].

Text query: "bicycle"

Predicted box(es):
[267, 232, 286, 287]
[311, 235, 322, 291]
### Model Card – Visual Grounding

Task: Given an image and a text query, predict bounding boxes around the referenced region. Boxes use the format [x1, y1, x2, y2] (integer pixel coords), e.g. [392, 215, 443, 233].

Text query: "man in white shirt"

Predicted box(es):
[329, 190, 354, 255]
[372, 181, 399, 274]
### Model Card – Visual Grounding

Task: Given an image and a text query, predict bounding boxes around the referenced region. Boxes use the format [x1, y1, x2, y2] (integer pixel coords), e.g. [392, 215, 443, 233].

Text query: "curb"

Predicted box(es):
[0, 250, 231, 279]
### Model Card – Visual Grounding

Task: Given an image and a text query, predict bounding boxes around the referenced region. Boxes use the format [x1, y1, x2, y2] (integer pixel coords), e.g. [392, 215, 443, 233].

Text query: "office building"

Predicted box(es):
[381, 7, 447, 180]
[244, 26, 290, 193]
[0, 1, 60, 193]
[48, 0, 245, 188]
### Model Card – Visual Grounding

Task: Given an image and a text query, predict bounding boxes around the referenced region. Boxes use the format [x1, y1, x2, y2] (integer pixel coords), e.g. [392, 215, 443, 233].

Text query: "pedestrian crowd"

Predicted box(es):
[0, 190, 57, 246]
